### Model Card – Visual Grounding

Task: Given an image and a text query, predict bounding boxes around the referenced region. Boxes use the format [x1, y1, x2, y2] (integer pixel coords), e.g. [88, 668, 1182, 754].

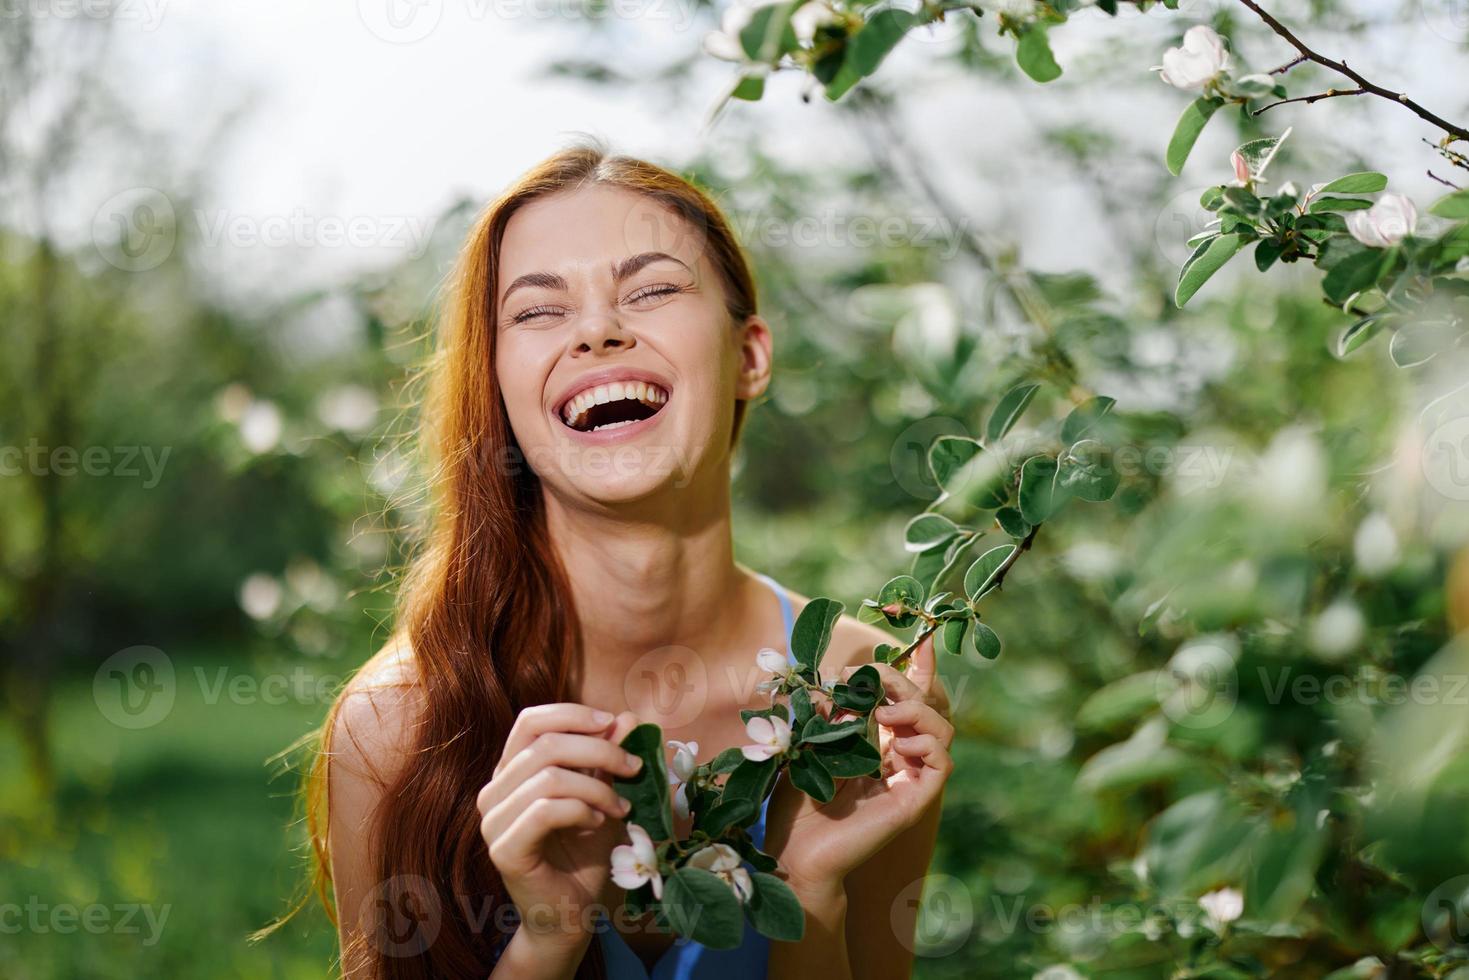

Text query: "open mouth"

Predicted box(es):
[558, 380, 670, 434]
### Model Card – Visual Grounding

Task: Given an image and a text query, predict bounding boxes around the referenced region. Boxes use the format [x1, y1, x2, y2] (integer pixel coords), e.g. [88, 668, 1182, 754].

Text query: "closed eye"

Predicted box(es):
[624, 283, 688, 306]
[512, 304, 567, 324]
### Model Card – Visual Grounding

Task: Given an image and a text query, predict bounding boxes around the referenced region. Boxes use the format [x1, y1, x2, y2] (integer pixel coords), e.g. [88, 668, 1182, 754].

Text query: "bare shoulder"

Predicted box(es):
[328, 631, 425, 787]
[775, 582, 896, 681]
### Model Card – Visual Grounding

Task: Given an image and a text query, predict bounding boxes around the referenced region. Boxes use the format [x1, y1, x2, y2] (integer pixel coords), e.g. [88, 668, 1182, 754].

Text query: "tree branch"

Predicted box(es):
[1252, 87, 1365, 116]
[1235, 0, 1469, 141]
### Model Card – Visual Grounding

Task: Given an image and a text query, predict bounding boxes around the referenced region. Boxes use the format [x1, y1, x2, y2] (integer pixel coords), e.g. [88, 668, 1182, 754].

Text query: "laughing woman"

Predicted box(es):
[313, 144, 953, 980]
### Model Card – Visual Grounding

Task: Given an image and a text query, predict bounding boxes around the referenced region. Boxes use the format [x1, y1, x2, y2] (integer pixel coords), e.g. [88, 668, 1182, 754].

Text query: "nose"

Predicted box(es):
[569, 308, 635, 357]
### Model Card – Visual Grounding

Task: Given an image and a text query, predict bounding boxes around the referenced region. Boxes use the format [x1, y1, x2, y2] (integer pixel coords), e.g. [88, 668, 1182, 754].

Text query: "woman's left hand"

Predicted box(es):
[763, 633, 953, 893]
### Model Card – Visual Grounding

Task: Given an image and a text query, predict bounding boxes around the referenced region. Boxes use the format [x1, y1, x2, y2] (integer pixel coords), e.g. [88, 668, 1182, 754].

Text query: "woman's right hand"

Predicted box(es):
[476, 703, 643, 952]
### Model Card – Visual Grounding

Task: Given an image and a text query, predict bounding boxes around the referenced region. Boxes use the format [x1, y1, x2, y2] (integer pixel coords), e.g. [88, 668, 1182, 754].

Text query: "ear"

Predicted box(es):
[734, 315, 774, 401]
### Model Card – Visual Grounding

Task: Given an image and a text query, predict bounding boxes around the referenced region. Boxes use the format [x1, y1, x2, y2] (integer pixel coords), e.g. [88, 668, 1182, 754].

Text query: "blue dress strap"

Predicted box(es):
[752, 572, 796, 666]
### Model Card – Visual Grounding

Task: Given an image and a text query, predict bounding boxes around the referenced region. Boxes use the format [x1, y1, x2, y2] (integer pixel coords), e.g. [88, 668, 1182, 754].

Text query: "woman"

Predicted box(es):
[313, 143, 955, 979]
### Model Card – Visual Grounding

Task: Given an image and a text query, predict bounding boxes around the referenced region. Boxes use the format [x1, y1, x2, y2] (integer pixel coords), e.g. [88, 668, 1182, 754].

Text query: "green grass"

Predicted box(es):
[0, 648, 340, 979]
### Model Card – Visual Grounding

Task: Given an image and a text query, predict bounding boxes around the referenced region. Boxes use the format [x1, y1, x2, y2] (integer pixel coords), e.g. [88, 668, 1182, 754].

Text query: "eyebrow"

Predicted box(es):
[499, 252, 690, 307]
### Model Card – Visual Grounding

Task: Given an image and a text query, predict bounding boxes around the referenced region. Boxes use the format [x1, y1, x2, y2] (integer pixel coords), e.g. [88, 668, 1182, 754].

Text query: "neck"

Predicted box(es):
[542, 468, 757, 693]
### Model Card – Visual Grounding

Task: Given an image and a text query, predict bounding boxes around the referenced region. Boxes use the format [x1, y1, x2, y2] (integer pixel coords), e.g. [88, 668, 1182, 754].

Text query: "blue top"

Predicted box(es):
[597, 572, 796, 980]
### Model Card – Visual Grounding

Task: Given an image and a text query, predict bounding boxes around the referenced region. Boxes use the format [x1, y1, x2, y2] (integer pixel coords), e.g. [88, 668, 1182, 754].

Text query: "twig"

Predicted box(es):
[1428, 170, 1462, 191]
[1269, 53, 1309, 75]
[1253, 87, 1365, 116]
[1235, 0, 1469, 141]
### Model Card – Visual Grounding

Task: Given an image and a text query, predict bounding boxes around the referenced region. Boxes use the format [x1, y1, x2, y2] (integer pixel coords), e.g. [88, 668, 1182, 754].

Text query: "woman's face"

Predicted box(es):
[494, 185, 770, 507]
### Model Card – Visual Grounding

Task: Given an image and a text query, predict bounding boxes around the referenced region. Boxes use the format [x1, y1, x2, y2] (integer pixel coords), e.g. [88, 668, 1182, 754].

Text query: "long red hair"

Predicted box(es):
[302, 143, 759, 977]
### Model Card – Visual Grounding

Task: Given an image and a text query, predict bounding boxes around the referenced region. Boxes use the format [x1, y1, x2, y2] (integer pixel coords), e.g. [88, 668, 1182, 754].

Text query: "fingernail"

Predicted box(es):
[619, 798, 632, 813]
[593, 710, 614, 724]
[625, 753, 643, 770]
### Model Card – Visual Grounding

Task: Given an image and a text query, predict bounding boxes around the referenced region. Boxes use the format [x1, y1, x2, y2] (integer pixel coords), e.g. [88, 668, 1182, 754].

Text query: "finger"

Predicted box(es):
[498, 703, 617, 773]
[606, 711, 643, 751]
[480, 733, 643, 812]
[874, 700, 954, 747]
[481, 766, 631, 840]
[485, 798, 606, 872]
[905, 633, 946, 710]
[889, 733, 951, 772]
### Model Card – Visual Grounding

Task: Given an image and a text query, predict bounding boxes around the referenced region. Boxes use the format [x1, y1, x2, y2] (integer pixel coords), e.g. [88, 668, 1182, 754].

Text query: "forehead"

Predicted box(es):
[497, 184, 712, 287]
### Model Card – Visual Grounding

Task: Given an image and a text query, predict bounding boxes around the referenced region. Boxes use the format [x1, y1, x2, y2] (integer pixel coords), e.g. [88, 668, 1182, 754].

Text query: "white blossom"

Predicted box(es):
[1156, 26, 1231, 90]
[1353, 512, 1400, 577]
[610, 824, 663, 899]
[687, 844, 754, 902]
[1198, 887, 1244, 929]
[1345, 193, 1418, 248]
[667, 739, 699, 820]
[740, 713, 792, 761]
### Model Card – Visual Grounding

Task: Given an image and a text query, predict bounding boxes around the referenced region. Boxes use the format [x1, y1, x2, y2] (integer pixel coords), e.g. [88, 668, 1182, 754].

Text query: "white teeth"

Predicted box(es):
[559, 379, 670, 430]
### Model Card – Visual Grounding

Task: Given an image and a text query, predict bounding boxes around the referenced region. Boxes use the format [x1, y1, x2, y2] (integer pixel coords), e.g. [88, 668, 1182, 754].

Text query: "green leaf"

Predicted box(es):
[1429, 189, 1469, 219]
[832, 664, 883, 712]
[799, 715, 868, 745]
[1317, 172, 1387, 194]
[697, 798, 757, 836]
[730, 74, 766, 102]
[1306, 196, 1372, 213]
[615, 724, 672, 840]
[722, 757, 778, 811]
[1321, 248, 1387, 306]
[663, 867, 745, 949]
[1175, 233, 1244, 306]
[815, 733, 882, 777]
[985, 382, 1042, 444]
[938, 615, 969, 656]
[746, 872, 805, 941]
[1018, 454, 1061, 525]
[735, 836, 779, 873]
[927, 435, 982, 489]
[1058, 439, 1119, 502]
[709, 747, 745, 775]
[877, 575, 924, 627]
[1060, 396, 1116, 443]
[903, 513, 959, 553]
[739, 1, 799, 62]
[791, 686, 814, 731]
[1254, 238, 1285, 272]
[995, 506, 1031, 539]
[1076, 671, 1162, 730]
[970, 621, 1001, 660]
[824, 8, 918, 100]
[1337, 313, 1386, 356]
[1166, 97, 1222, 176]
[789, 749, 835, 802]
[964, 544, 1016, 602]
[791, 597, 843, 676]
[1015, 24, 1062, 83]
